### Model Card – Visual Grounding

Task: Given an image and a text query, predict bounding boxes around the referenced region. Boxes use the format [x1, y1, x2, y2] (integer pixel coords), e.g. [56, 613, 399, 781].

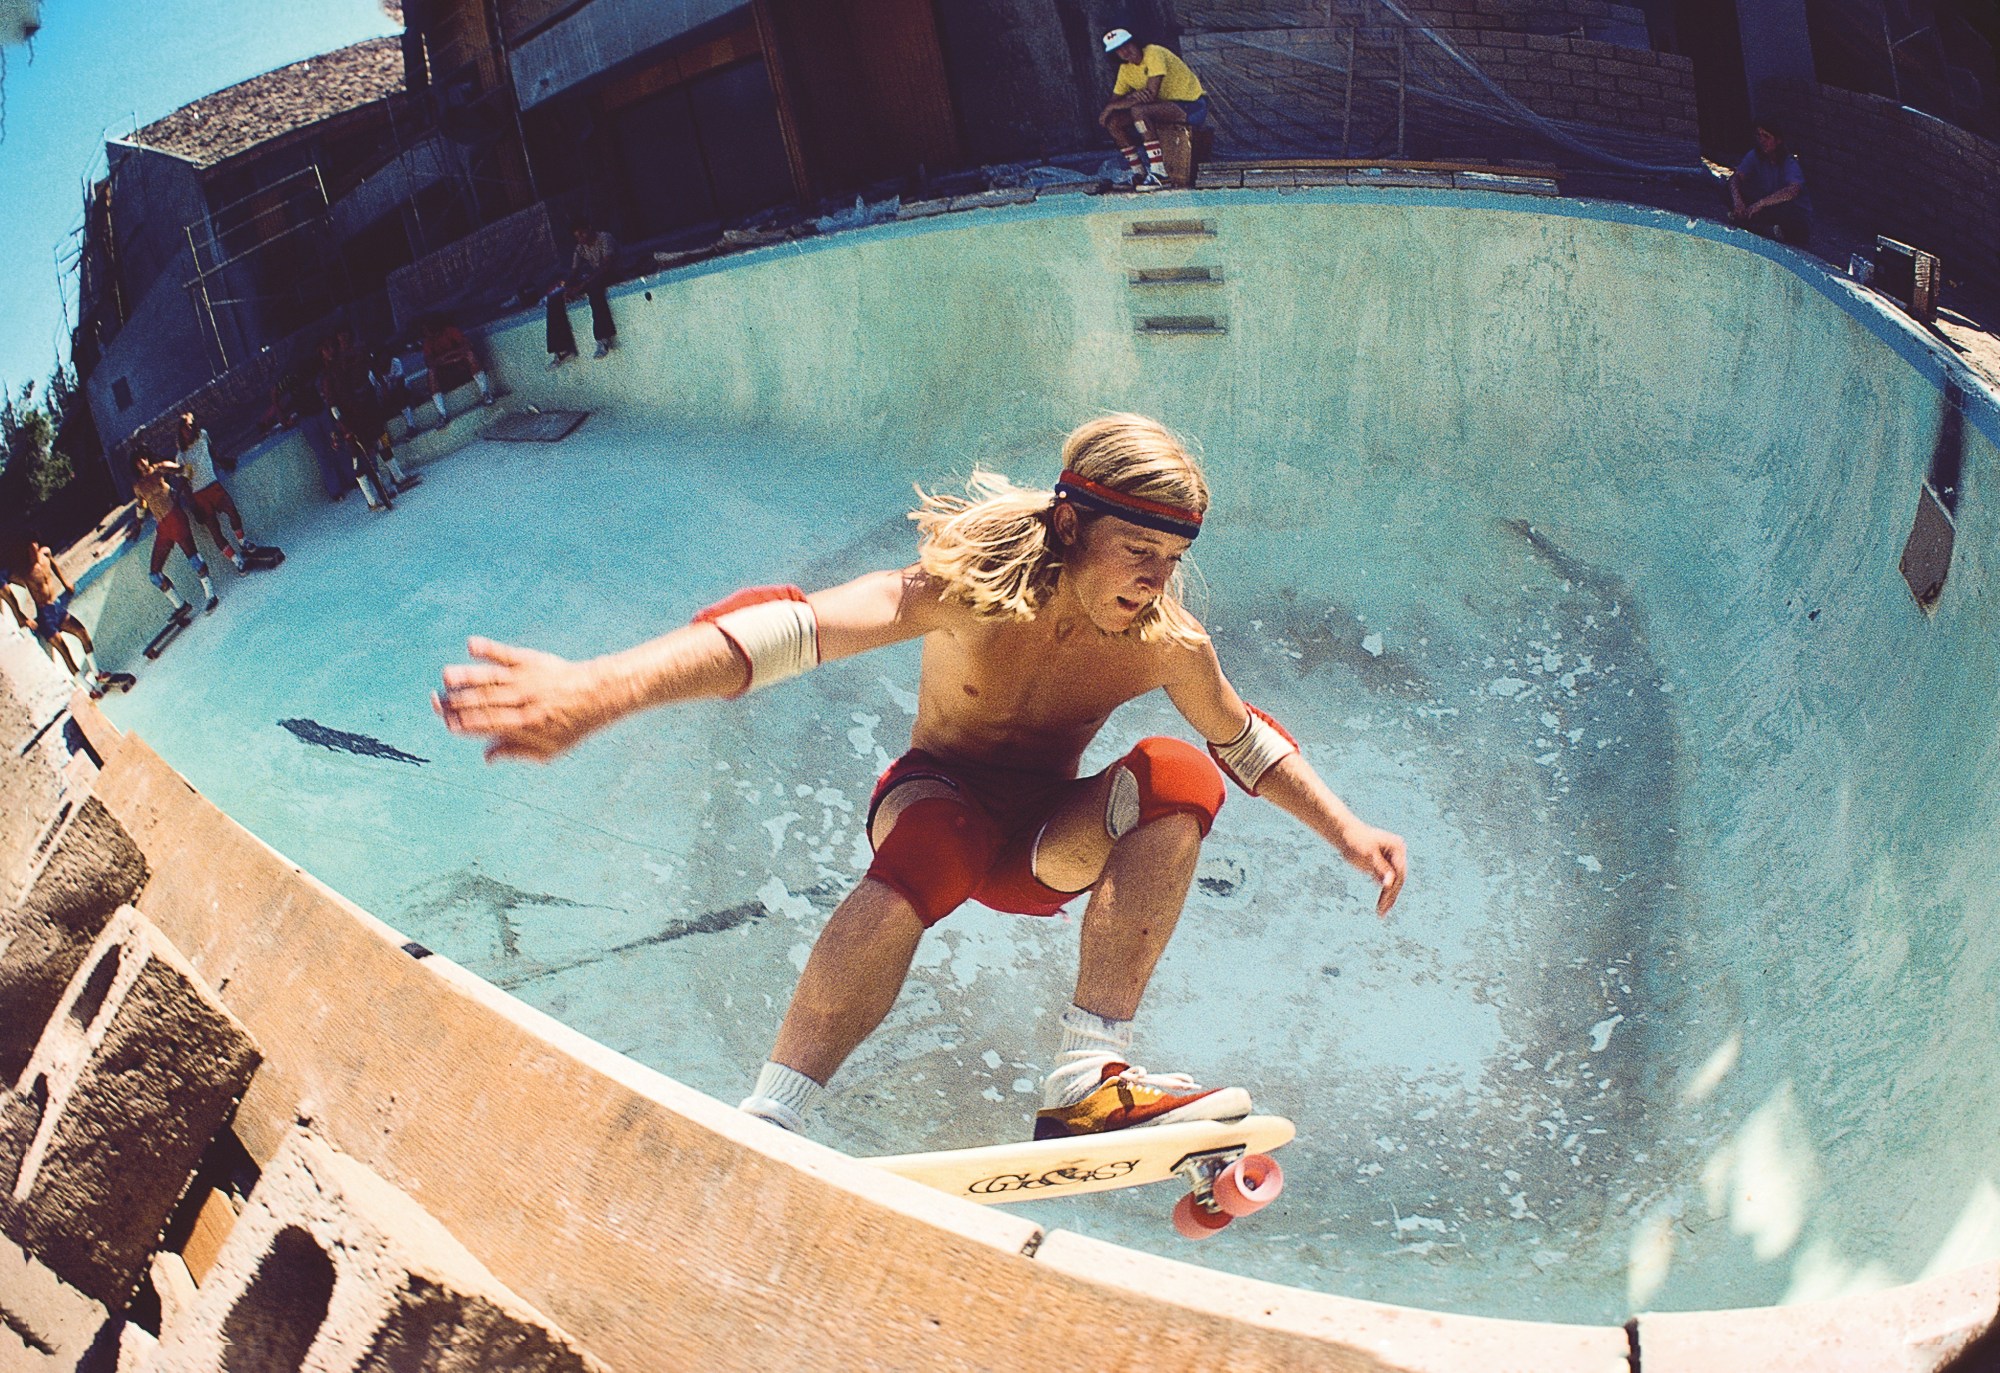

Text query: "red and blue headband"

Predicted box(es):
[1053, 469, 1203, 540]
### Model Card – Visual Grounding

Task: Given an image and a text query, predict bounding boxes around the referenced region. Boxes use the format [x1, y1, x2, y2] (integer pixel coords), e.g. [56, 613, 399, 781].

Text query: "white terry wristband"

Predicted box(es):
[1211, 708, 1299, 795]
[712, 599, 818, 694]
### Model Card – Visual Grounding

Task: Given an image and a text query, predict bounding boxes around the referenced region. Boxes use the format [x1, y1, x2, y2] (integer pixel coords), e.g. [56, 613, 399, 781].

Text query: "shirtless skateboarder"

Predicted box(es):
[435, 415, 1407, 1140]
[3, 537, 134, 697]
[131, 445, 219, 617]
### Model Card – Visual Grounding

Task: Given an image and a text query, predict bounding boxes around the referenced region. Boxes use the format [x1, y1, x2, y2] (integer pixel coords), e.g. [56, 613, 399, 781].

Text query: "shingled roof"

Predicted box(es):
[124, 36, 406, 169]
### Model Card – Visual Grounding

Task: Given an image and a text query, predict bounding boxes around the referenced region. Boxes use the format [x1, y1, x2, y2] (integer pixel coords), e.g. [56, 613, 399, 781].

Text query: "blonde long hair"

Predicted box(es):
[912, 414, 1210, 646]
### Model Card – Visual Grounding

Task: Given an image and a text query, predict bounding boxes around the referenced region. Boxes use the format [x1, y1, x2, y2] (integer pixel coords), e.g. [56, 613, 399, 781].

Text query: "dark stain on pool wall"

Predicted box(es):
[490, 878, 847, 990]
[279, 718, 429, 766]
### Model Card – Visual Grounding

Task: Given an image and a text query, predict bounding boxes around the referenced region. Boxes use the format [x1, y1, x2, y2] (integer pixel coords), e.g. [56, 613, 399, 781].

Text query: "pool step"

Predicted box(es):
[1135, 315, 1227, 336]
[1123, 218, 1215, 239]
[1128, 266, 1224, 287]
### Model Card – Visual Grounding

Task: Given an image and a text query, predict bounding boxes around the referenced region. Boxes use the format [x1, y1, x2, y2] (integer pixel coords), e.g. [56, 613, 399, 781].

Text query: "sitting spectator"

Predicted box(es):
[546, 219, 620, 364]
[1727, 119, 1811, 247]
[1098, 28, 1208, 191]
[371, 341, 422, 434]
[419, 317, 497, 426]
[257, 381, 301, 433]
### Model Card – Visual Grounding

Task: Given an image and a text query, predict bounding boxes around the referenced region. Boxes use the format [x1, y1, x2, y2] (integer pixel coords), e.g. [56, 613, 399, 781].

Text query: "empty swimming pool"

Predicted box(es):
[90, 190, 2000, 1325]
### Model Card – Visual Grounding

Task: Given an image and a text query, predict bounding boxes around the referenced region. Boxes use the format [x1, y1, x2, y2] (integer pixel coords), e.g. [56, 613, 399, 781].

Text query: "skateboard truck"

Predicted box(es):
[1169, 1142, 1284, 1240]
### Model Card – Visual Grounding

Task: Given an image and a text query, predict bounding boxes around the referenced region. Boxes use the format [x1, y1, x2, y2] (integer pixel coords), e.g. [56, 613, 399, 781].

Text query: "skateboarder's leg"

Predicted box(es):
[1028, 739, 1248, 1137]
[768, 879, 926, 1083]
[148, 525, 189, 611]
[1071, 810, 1201, 1022]
[744, 779, 996, 1131]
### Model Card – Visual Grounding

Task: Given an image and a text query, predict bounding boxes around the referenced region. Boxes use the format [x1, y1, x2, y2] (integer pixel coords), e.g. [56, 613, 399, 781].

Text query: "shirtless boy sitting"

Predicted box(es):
[130, 445, 219, 616]
[3, 538, 133, 697]
[435, 415, 1407, 1139]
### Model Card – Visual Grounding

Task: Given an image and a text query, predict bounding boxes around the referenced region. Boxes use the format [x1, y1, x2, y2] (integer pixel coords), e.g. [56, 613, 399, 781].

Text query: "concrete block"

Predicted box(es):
[1349, 168, 1456, 188]
[1456, 171, 1561, 195]
[1637, 1261, 2000, 1371]
[1241, 169, 1298, 187]
[945, 188, 1036, 211]
[0, 797, 148, 1083]
[0, 906, 259, 1309]
[151, 1129, 609, 1373]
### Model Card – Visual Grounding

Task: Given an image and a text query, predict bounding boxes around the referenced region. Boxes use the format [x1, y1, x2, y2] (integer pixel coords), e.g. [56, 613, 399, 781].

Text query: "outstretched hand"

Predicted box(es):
[432, 636, 609, 763]
[1339, 822, 1408, 918]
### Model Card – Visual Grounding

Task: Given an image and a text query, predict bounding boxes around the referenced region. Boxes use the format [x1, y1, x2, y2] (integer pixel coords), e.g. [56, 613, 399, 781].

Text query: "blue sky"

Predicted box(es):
[0, 0, 401, 401]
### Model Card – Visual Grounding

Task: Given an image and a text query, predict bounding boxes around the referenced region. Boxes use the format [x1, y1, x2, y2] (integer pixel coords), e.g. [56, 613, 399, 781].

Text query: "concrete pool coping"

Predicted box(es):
[20, 185, 2000, 1364]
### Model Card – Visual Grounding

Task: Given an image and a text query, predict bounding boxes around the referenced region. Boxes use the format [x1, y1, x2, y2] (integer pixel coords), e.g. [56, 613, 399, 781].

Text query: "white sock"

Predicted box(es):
[1043, 1003, 1133, 1108]
[475, 372, 493, 400]
[434, 394, 450, 421]
[740, 1061, 822, 1133]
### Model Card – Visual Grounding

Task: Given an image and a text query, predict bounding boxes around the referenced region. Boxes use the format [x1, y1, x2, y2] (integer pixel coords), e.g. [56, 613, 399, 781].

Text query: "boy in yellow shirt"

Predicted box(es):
[1098, 29, 1209, 190]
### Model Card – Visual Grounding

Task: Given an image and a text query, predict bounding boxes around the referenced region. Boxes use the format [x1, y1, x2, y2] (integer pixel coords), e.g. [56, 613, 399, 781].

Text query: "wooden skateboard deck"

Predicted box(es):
[144, 604, 195, 660]
[868, 1115, 1294, 1206]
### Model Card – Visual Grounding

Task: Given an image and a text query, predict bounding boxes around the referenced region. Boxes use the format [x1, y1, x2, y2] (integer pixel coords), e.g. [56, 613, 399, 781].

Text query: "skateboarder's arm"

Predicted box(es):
[1163, 638, 1408, 916]
[436, 566, 943, 763]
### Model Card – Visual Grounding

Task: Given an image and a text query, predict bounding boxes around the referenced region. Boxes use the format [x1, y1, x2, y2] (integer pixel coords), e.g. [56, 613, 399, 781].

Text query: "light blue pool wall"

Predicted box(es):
[475, 190, 2000, 1307]
[73, 188, 2000, 1315]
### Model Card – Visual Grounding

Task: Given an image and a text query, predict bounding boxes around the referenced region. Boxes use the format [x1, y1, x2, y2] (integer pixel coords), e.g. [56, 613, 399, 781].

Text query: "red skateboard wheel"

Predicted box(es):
[1172, 1193, 1233, 1239]
[1214, 1153, 1283, 1216]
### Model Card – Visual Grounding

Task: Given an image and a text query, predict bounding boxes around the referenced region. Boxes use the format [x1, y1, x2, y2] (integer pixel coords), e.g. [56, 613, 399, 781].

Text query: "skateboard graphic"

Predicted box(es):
[870, 1114, 1293, 1239]
[143, 604, 195, 660]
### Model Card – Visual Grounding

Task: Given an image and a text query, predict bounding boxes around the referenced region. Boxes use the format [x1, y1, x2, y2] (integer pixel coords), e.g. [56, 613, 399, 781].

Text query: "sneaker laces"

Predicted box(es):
[1110, 1063, 1203, 1094]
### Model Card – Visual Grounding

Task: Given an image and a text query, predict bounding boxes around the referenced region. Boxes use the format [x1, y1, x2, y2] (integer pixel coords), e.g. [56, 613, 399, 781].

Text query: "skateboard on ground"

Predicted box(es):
[143, 604, 195, 660]
[240, 542, 285, 570]
[869, 1114, 1293, 1239]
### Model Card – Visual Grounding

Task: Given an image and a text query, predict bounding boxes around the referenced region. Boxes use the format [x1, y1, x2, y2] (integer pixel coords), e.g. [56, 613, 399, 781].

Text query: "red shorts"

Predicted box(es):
[191, 483, 235, 519]
[866, 749, 1086, 921]
[152, 506, 192, 554]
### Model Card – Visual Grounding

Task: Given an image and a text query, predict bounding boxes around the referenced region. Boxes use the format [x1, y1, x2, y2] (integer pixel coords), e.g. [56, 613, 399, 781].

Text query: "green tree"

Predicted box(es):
[0, 368, 85, 531]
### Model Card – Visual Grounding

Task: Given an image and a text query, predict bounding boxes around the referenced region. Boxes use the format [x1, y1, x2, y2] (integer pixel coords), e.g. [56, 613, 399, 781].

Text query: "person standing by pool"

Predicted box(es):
[318, 332, 414, 509]
[3, 537, 133, 697]
[546, 220, 620, 365]
[434, 414, 1408, 1140]
[1098, 28, 1208, 191]
[175, 411, 260, 573]
[131, 445, 219, 616]
[1726, 119, 1811, 247]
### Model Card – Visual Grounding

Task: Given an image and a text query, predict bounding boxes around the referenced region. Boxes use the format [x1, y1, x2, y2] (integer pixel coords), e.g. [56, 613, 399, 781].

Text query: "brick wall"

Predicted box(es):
[1180, 0, 1649, 35]
[1181, 21, 1697, 163]
[1762, 79, 2000, 293]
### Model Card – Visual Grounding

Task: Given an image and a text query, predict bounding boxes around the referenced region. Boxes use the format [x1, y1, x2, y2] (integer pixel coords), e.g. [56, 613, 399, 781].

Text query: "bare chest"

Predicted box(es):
[921, 617, 1163, 736]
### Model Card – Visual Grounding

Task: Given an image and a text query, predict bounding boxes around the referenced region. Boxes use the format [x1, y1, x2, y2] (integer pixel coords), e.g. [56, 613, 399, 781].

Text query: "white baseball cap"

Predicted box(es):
[1102, 28, 1134, 53]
